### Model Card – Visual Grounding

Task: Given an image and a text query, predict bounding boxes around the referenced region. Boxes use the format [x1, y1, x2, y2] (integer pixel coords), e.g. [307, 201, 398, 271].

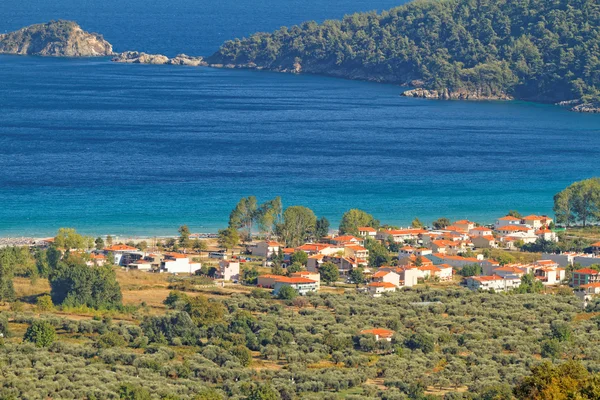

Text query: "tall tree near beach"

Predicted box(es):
[256, 196, 283, 238]
[278, 206, 316, 247]
[339, 209, 379, 235]
[432, 218, 451, 230]
[218, 227, 240, 252]
[178, 225, 191, 250]
[229, 196, 258, 241]
[0, 248, 16, 302]
[411, 218, 424, 228]
[554, 178, 600, 226]
[315, 216, 330, 240]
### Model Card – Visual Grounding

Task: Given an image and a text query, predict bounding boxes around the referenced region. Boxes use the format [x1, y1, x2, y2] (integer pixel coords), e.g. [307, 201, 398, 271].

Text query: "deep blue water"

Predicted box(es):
[1, 1, 599, 237]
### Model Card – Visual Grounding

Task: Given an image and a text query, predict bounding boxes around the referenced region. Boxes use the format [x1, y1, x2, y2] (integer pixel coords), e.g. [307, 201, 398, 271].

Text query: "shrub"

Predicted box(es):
[23, 320, 56, 347]
[36, 295, 54, 312]
[277, 285, 297, 300]
[118, 383, 151, 400]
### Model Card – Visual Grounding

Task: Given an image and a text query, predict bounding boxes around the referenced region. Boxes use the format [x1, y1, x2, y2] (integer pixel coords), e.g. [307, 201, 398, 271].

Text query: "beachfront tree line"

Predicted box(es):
[554, 177, 600, 227]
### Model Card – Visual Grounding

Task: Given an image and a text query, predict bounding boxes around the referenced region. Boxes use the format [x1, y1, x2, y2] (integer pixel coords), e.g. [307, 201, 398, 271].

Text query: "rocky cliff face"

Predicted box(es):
[0, 20, 113, 57]
[401, 88, 513, 101]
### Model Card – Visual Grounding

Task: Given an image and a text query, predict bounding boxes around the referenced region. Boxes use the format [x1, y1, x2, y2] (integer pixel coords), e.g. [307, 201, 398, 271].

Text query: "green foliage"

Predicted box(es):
[540, 339, 561, 359]
[459, 264, 482, 277]
[277, 285, 298, 300]
[411, 218, 424, 228]
[217, 227, 240, 251]
[184, 295, 225, 326]
[290, 251, 308, 266]
[23, 320, 56, 347]
[97, 331, 127, 348]
[515, 273, 544, 294]
[0, 314, 9, 337]
[164, 291, 190, 310]
[366, 238, 391, 267]
[54, 227, 92, 250]
[246, 384, 279, 400]
[319, 262, 340, 284]
[277, 206, 316, 247]
[36, 295, 54, 312]
[211, 0, 600, 103]
[119, 383, 151, 400]
[95, 236, 105, 250]
[554, 178, 600, 227]
[405, 333, 435, 354]
[286, 262, 303, 274]
[242, 266, 260, 285]
[432, 218, 451, 230]
[229, 345, 252, 367]
[229, 196, 258, 241]
[514, 361, 600, 399]
[193, 388, 223, 400]
[339, 209, 379, 235]
[49, 258, 122, 309]
[0, 248, 17, 302]
[349, 268, 365, 286]
[141, 311, 199, 345]
[178, 225, 192, 249]
[315, 216, 330, 240]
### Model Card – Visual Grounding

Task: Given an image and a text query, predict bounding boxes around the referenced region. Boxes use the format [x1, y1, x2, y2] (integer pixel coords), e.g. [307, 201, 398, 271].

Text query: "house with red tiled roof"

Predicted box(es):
[367, 281, 397, 297]
[591, 242, 600, 255]
[521, 215, 553, 229]
[357, 226, 377, 238]
[360, 328, 395, 341]
[330, 235, 364, 247]
[104, 244, 142, 266]
[454, 220, 476, 232]
[493, 265, 526, 278]
[535, 228, 558, 242]
[372, 270, 400, 287]
[469, 226, 493, 237]
[471, 235, 498, 249]
[344, 244, 369, 260]
[397, 254, 434, 267]
[272, 276, 318, 296]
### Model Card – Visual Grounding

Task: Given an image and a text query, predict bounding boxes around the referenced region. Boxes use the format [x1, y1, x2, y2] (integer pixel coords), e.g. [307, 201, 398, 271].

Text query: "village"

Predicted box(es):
[29, 212, 600, 306]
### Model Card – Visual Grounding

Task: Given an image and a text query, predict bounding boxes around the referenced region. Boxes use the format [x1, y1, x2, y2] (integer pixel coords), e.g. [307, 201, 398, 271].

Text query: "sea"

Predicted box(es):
[1, 0, 599, 237]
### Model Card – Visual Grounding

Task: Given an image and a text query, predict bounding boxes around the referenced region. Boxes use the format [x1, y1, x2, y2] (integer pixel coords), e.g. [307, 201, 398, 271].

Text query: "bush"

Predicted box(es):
[118, 383, 151, 400]
[277, 285, 297, 300]
[36, 295, 54, 312]
[23, 320, 56, 347]
[405, 333, 435, 354]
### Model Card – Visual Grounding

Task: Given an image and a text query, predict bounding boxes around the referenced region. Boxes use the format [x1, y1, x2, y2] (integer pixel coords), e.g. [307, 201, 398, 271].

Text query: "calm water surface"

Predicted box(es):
[0, 1, 599, 236]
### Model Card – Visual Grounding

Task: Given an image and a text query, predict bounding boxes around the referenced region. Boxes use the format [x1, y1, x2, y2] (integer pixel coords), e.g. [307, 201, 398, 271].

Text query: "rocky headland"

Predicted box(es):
[0, 20, 113, 57]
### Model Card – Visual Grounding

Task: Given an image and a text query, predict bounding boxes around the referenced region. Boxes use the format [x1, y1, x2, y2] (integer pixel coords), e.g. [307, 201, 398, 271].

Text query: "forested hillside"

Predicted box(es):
[208, 0, 600, 104]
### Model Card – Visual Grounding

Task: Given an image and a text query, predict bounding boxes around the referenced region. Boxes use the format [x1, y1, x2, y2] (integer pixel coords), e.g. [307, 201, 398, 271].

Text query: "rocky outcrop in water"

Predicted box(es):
[112, 51, 207, 66]
[570, 102, 600, 113]
[401, 88, 513, 101]
[0, 20, 113, 56]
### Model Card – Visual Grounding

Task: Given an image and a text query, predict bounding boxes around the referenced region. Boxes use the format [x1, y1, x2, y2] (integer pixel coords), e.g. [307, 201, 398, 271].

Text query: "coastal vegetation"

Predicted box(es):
[553, 178, 600, 227]
[208, 0, 600, 107]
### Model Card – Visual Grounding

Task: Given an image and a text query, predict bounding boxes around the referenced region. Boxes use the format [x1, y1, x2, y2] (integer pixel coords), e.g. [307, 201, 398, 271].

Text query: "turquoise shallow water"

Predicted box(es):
[1, 1, 599, 237]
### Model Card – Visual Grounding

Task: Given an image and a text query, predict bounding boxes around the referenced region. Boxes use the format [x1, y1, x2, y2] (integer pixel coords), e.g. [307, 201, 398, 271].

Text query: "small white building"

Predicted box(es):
[161, 253, 202, 274]
[219, 259, 240, 281]
[357, 226, 377, 239]
[367, 282, 397, 297]
[466, 275, 521, 292]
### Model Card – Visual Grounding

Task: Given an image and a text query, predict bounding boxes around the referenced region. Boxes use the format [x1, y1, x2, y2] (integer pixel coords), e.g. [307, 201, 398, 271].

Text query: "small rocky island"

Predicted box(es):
[112, 51, 206, 66]
[0, 20, 113, 57]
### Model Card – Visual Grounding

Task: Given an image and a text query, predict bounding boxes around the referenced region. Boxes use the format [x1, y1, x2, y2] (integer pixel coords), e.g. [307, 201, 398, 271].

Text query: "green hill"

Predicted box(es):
[208, 0, 600, 105]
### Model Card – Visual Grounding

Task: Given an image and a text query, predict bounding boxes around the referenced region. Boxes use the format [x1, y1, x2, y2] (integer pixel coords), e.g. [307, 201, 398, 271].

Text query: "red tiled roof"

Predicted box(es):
[574, 268, 600, 275]
[358, 227, 377, 232]
[360, 328, 394, 338]
[105, 244, 138, 251]
[274, 277, 316, 284]
[498, 216, 521, 221]
[367, 282, 396, 288]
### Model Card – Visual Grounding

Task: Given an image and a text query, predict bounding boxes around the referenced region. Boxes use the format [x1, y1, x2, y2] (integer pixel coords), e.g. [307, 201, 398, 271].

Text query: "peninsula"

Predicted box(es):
[0, 20, 113, 57]
[207, 0, 600, 112]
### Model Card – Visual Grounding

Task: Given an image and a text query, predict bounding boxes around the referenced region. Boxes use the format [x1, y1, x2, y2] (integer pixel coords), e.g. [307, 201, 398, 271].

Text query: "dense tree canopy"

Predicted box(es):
[338, 209, 379, 235]
[277, 206, 317, 247]
[209, 0, 600, 104]
[554, 178, 600, 227]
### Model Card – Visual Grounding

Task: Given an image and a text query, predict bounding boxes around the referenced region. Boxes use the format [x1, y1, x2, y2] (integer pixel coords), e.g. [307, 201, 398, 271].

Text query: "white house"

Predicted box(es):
[372, 270, 401, 287]
[367, 282, 397, 297]
[273, 277, 318, 296]
[104, 244, 142, 266]
[472, 235, 497, 249]
[494, 215, 522, 230]
[219, 260, 240, 281]
[469, 226, 493, 237]
[454, 220, 476, 232]
[161, 253, 202, 274]
[357, 226, 377, 239]
[466, 275, 521, 292]
[521, 215, 553, 229]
